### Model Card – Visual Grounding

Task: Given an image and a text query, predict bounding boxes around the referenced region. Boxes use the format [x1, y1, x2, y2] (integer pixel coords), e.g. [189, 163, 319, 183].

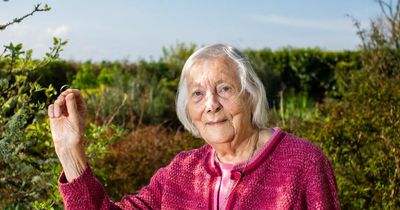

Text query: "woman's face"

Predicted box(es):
[186, 57, 253, 145]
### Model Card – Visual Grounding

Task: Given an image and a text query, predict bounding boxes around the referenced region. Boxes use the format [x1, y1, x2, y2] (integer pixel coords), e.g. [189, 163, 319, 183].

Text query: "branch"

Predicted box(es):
[377, 0, 394, 21]
[0, 4, 50, 31]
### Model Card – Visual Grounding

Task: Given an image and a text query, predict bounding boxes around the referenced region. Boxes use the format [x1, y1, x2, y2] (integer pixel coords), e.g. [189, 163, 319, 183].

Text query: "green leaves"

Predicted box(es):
[44, 37, 68, 63]
[292, 1, 400, 208]
[245, 48, 361, 107]
[43, 4, 51, 12]
[0, 17, 66, 210]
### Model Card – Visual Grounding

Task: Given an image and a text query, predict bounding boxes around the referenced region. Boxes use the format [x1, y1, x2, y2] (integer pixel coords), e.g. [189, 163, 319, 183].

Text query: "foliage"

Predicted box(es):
[0, 4, 67, 209]
[71, 43, 196, 129]
[71, 61, 100, 89]
[63, 45, 361, 131]
[0, 38, 66, 208]
[81, 123, 126, 192]
[293, 0, 400, 208]
[268, 90, 315, 131]
[244, 47, 361, 107]
[161, 42, 196, 76]
[0, 4, 101, 209]
[0, 42, 126, 208]
[34, 60, 76, 94]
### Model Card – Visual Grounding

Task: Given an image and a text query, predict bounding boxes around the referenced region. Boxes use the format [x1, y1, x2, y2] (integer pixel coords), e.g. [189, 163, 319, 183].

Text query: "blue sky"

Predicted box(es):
[0, 1, 381, 61]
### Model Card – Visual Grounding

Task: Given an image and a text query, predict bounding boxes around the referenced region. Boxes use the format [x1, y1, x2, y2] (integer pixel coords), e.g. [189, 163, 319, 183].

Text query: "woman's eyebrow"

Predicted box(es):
[189, 81, 201, 86]
[215, 79, 224, 85]
[188, 83, 202, 91]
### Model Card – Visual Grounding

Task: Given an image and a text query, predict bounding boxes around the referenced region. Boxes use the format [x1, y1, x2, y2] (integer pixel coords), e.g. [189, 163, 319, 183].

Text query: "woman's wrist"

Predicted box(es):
[57, 144, 87, 182]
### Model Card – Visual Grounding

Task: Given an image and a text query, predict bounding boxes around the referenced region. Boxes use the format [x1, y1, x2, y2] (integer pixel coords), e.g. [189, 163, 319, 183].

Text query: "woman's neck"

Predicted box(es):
[213, 129, 259, 164]
[213, 128, 275, 164]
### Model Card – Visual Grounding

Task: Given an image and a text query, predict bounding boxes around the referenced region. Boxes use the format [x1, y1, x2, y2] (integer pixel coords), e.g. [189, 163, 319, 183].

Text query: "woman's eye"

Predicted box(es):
[191, 91, 203, 102]
[222, 86, 231, 92]
[193, 91, 202, 97]
[218, 85, 232, 95]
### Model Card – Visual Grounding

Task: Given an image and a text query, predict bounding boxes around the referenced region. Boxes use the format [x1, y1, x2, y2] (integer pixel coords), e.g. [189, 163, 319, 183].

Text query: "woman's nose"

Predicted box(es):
[206, 92, 222, 113]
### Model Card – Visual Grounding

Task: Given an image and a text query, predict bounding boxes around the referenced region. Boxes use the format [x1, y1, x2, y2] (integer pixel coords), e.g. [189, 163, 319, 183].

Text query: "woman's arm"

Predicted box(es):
[304, 152, 340, 210]
[48, 89, 163, 209]
[58, 163, 165, 210]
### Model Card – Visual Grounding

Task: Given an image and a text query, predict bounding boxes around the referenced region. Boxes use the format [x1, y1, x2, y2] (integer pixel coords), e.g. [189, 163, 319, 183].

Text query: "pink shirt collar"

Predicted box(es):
[209, 127, 285, 176]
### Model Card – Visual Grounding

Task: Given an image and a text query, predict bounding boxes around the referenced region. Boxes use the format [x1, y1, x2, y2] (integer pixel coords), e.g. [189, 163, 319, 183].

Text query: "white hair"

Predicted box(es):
[176, 44, 269, 137]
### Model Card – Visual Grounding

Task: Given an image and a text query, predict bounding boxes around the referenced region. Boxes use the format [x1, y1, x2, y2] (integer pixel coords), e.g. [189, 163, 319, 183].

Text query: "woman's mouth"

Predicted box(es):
[206, 119, 227, 125]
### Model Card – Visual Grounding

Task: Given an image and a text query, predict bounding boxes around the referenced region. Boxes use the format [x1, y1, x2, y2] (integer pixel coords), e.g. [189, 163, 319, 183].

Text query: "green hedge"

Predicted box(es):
[17, 46, 360, 130]
[245, 48, 361, 105]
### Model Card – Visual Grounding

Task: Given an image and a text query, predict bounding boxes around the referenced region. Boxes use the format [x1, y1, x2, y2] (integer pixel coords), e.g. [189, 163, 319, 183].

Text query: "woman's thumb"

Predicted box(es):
[65, 93, 80, 124]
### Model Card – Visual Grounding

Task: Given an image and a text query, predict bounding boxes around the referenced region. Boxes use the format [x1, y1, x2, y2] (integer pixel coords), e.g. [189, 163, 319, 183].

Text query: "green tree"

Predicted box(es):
[0, 4, 67, 209]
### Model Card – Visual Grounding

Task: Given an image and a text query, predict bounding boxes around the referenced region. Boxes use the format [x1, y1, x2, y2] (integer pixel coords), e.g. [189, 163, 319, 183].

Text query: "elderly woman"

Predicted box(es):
[48, 44, 340, 209]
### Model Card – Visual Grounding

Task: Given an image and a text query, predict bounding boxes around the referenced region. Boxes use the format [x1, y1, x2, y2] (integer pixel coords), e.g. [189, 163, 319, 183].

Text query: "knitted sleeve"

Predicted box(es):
[58, 163, 165, 210]
[304, 151, 340, 210]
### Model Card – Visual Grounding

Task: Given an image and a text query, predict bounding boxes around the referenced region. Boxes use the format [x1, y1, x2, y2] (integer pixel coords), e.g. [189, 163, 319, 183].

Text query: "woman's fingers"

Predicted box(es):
[60, 89, 87, 114]
[48, 88, 86, 133]
[65, 93, 80, 125]
[61, 89, 83, 101]
[48, 104, 55, 118]
[54, 99, 62, 118]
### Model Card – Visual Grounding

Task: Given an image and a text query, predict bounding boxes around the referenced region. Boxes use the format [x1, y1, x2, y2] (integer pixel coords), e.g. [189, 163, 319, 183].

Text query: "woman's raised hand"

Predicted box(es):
[48, 89, 88, 181]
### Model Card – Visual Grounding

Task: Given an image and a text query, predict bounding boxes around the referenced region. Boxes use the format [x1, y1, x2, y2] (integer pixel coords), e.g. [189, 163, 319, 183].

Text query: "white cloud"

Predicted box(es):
[0, 24, 70, 59]
[250, 14, 355, 32]
[46, 25, 69, 37]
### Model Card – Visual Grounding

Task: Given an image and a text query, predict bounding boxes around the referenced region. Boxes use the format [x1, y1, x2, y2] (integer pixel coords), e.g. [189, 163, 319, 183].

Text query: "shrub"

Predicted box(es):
[75, 43, 196, 129]
[81, 60, 178, 129]
[244, 48, 361, 107]
[293, 0, 400, 208]
[268, 90, 315, 131]
[0, 39, 65, 208]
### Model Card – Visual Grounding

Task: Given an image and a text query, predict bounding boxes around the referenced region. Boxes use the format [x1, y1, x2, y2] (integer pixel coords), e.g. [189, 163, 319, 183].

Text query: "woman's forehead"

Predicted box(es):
[186, 57, 240, 86]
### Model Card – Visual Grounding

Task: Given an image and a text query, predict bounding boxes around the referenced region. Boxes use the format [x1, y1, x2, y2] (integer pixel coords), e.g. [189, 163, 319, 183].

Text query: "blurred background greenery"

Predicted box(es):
[1, 1, 399, 209]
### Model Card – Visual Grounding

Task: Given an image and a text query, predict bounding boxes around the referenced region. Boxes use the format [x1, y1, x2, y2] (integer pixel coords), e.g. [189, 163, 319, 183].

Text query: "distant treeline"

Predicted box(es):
[31, 45, 361, 128]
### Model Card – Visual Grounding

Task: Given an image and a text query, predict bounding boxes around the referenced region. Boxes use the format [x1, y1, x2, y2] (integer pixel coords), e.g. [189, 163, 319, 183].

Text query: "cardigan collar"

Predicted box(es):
[206, 127, 285, 177]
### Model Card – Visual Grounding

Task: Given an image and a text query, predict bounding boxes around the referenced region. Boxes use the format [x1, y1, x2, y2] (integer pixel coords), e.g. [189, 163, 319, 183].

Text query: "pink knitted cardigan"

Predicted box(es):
[58, 129, 340, 209]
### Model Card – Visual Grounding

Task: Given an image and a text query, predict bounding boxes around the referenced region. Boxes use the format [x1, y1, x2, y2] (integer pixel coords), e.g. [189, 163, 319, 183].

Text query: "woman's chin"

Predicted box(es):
[201, 130, 234, 145]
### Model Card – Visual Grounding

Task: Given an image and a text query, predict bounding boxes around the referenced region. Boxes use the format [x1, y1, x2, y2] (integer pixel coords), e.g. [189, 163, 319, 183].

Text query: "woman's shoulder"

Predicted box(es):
[176, 144, 211, 157]
[277, 131, 329, 164]
[166, 144, 212, 169]
[263, 131, 335, 180]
